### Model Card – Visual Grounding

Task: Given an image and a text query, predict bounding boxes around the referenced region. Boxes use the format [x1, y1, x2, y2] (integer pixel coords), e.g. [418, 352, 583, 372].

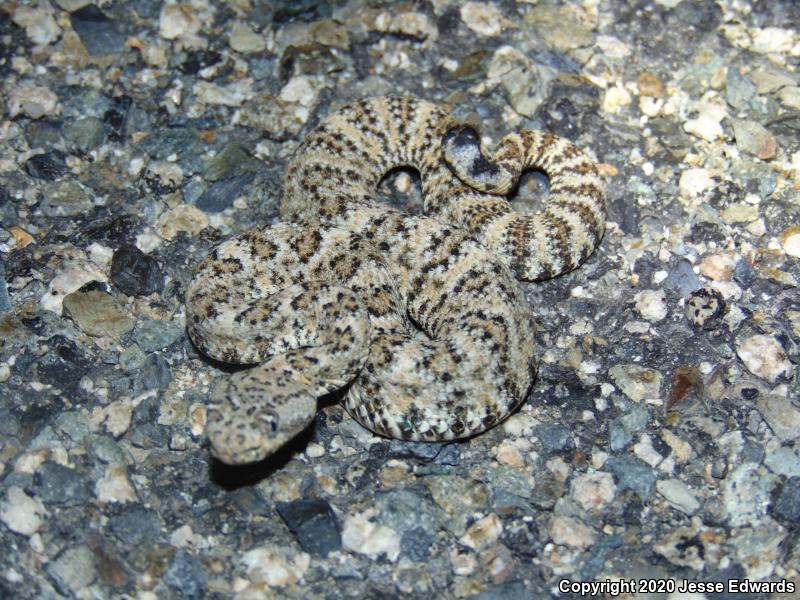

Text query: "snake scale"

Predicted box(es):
[186, 96, 605, 464]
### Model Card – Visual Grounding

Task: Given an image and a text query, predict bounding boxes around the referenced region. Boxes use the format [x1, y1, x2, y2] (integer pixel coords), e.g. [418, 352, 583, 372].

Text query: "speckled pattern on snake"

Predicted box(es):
[186, 96, 606, 464]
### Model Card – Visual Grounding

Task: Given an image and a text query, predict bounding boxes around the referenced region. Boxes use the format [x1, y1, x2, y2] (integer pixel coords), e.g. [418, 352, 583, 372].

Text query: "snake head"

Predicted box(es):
[206, 369, 317, 465]
[443, 125, 513, 195]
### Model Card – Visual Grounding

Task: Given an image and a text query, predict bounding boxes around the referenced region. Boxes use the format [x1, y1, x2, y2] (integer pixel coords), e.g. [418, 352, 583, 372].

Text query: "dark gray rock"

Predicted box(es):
[110, 244, 164, 296]
[774, 476, 800, 523]
[664, 258, 702, 296]
[133, 319, 185, 353]
[70, 5, 126, 56]
[400, 526, 435, 561]
[609, 405, 649, 451]
[164, 549, 207, 599]
[108, 505, 162, 546]
[63, 117, 106, 155]
[604, 456, 656, 500]
[276, 498, 341, 557]
[25, 151, 68, 180]
[135, 353, 171, 391]
[196, 172, 255, 213]
[34, 461, 91, 506]
[533, 423, 573, 453]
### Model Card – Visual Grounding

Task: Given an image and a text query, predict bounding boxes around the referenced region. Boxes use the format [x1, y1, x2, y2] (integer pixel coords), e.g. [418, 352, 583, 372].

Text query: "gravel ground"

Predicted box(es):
[1, 1, 799, 599]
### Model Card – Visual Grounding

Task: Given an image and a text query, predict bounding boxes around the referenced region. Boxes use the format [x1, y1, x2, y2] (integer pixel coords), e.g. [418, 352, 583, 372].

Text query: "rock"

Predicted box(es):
[46, 545, 97, 596]
[25, 152, 68, 182]
[780, 226, 800, 258]
[0, 487, 47, 535]
[604, 456, 656, 500]
[721, 463, 777, 527]
[63, 117, 106, 155]
[778, 86, 800, 110]
[656, 479, 700, 514]
[764, 447, 800, 477]
[110, 244, 164, 296]
[144, 160, 183, 194]
[602, 86, 632, 114]
[159, 4, 203, 40]
[460, 2, 505, 37]
[132, 319, 185, 353]
[571, 471, 616, 511]
[736, 335, 792, 384]
[653, 521, 712, 570]
[62, 290, 134, 338]
[534, 423, 573, 452]
[33, 461, 90, 507]
[549, 515, 595, 549]
[608, 364, 662, 403]
[196, 173, 255, 213]
[240, 546, 310, 588]
[524, 5, 594, 51]
[276, 498, 341, 557]
[12, 5, 61, 46]
[663, 259, 701, 296]
[387, 12, 437, 43]
[95, 464, 137, 504]
[69, 5, 125, 56]
[108, 505, 162, 546]
[732, 119, 777, 160]
[725, 69, 757, 112]
[40, 180, 96, 217]
[164, 549, 207, 599]
[7, 84, 61, 119]
[228, 21, 266, 54]
[750, 27, 795, 54]
[609, 404, 649, 451]
[193, 80, 253, 107]
[156, 204, 208, 239]
[488, 46, 547, 118]
[459, 513, 503, 550]
[341, 511, 401, 562]
[757, 394, 800, 442]
[424, 475, 490, 535]
[774, 477, 800, 523]
[634, 289, 668, 322]
[679, 168, 714, 197]
[721, 202, 758, 224]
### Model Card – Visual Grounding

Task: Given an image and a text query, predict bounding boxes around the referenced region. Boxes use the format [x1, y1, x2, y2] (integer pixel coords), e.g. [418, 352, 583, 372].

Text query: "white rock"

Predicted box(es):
[229, 22, 266, 54]
[634, 289, 668, 322]
[460, 2, 504, 37]
[656, 479, 700, 514]
[341, 513, 400, 562]
[7, 84, 61, 119]
[683, 115, 723, 141]
[1, 487, 47, 536]
[193, 80, 253, 107]
[608, 364, 662, 403]
[736, 334, 792, 384]
[602, 85, 632, 114]
[40, 260, 108, 315]
[751, 27, 795, 54]
[780, 228, 800, 257]
[549, 515, 595, 548]
[571, 471, 616, 511]
[12, 6, 61, 46]
[95, 464, 137, 504]
[160, 4, 203, 40]
[240, 546, 310, 587]
[458, 513, 502, 550]
[764, 446, 800, 477]
[279, 75, 317, 107]
[721, 463, 776, 527]
[757, 394, 800, 443]
[679, 168, 714, 197]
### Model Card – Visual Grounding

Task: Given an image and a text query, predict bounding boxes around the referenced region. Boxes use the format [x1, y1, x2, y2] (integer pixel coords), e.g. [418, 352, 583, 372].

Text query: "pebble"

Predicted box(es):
[159, 4, 203, 40]
[47, 545, 97, 596]
[609, 404, 649, 451]
[774, 477, 800, 523]
[240, 546, 310, 588]
[764, 446, 800, 477]
[732, 119, 777, 160]
[132, 319, 184, 353]
[0, 486, 47, 535]
[549, 515, 595, 549]
[757, 394, 800, 442]
[608, 364, 662, 403]
[40, 180, 96, 216]
[7, 84, 61, 119]
[193, 80, 253, 107]
[679, 168, 714, 197]
[33, 461, 90, 507]
[725, 69, 757, 112]
[634, 289, 668, 322]
[341, 512, 401, 562]
[387, 12, 438, 43]
[229, 22, 266, 54]
[108, 505, 162, 546]
[156, 204, 209, 239]
[736, 334, 792, 384]
[663, 259, 701, 296]
[459, 513, 503, 550]
[698, 253, 736, 281]
[26, 152, 69, 182]
[524, 5, 595, 52]
[653, 521, 712, 571]
[110, 244, 164, 297]
[721, 463, 776, 527]
[778, 86, 800, 110]
[95, 464, 137, 504]
[69, 5, 125, 56]
[721, 201, 758, 224]
[571, 471, 616, 511]
[602, 86, 632, 114]
[683, 104, 725, 141]
[425, 475, 490, 535]
[165, 549, 207, 599]
[750, 27, 795, 54]
[63, 117, 106, 155]
[656, 479, 700, 514]
[779, 226, 800, 258]
[62, 290, 135, 338]
[604, 456, 656, 500]
[488, 46, 544, 118]
[460, 2, 505, 37]
[276, 498, 341, 557]
[12, 5, 61, 46]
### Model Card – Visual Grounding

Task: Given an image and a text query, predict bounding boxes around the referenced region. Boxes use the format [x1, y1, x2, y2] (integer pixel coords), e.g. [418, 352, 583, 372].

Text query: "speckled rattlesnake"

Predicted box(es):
[186, 96, 605, 464]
